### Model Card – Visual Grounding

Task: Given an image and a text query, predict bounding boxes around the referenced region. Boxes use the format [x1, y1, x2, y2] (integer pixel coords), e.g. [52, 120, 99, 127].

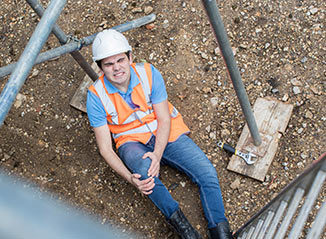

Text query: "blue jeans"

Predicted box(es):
[118, 134, 227, 228]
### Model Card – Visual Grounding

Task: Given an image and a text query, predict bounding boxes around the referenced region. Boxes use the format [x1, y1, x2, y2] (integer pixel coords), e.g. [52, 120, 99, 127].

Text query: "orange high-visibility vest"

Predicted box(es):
[88, 62, 189, 148]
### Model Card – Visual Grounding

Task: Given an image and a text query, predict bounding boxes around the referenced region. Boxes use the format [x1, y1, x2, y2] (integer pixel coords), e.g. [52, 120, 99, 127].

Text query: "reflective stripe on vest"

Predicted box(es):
[114, 119, 158, 139]
[93, 63, 153, 125]
[93, 79, 119, 124]
[89, 63, 190, 148]
[93, 63, 157, 138]
[92, 63, 181, 142]
[134, 63, 151, 104]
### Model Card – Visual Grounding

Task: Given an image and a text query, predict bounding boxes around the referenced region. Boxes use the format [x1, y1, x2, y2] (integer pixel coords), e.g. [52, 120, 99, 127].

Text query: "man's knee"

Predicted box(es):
[132, 157, 152, 179]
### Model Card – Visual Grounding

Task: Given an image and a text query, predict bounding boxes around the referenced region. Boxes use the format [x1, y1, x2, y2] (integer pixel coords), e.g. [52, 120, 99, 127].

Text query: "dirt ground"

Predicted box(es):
[0, 0, 325, 238]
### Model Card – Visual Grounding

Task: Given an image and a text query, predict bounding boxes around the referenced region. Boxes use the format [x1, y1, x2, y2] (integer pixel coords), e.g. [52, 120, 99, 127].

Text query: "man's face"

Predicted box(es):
[100, 53, 132, 91]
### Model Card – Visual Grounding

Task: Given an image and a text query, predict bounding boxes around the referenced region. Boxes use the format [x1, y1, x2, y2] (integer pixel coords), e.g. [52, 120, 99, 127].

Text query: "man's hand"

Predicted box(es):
[130, 173, 155, 195]
[143, 152, 161, 178]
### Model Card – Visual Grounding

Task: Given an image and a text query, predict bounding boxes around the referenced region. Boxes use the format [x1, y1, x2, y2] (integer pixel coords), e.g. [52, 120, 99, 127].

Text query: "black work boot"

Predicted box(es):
[167, 208, 202, 239]
[208, 221, 233, 239]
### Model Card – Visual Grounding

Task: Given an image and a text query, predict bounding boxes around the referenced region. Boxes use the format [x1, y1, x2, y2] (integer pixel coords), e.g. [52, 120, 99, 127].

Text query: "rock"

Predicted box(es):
[205, 125, 211, 132]
[301, 153, 308, 159]
[99, 20, 108, 27]
[310, 86, 321, 95]
[265, 175, 270, 182]
[221, 129, 230, 137]
[230, 178, 241, 190]
[121, 3, 127, 10]
[305, 110, 313, 119]
[210, 97, 219, 107]
[201, 52, 209, 60]
[293, 86, 301, 94]
[309, 7, 318, 15]
[232, 47, 237, 56]
[144, 6, 153, 15]
[254, 80, 262, 86]
[239, 44, 248, 49]
[282, 94, 289, 102]
[209, 132, 216, 139]
[221, 122, 227, 129]
[3, 153, 10, 160]
[202, 87, 212, 93]
[290, 78, 302, 86]
[162, 19, 169, 28]
[31, 69, 39, 77]
[131, 7, 142, 13]
[297, 162, 304, 168]
[145, 23, 155, 30]
[14, 93, 26, 109]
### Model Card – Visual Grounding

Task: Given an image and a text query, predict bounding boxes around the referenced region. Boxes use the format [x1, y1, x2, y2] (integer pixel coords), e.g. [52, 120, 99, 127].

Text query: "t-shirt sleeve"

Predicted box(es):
[86, 90, 108, 128]
[150, 64, 168, 104]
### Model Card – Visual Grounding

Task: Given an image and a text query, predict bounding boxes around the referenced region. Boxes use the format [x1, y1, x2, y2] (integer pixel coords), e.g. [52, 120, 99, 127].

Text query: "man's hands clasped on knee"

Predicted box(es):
[129, 151, 162, 195]
[130, 173, 155, 195]
[142, 151, 161, 178]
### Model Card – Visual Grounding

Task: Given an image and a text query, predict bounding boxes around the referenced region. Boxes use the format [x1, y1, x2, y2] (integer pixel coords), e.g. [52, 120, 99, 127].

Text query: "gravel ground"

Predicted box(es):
[0, 0, 325, 238]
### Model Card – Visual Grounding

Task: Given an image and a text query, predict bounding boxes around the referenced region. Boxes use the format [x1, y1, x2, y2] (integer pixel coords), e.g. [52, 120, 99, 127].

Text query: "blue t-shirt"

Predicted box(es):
[86, 64, 168, 128]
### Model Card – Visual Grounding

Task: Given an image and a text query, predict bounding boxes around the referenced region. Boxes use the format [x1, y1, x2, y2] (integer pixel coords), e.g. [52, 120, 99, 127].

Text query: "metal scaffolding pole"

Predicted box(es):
[0, 14, 156, 79]
[26, 0, 98, 81]
[0, 0, 67, 126]
[0, 171, 130, 239]
[201, 0, 262, 146]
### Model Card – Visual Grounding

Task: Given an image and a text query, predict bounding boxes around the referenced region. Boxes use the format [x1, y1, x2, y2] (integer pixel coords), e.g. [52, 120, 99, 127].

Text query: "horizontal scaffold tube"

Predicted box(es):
[0, 13, 156, 79]
[26, 0, 98, 81]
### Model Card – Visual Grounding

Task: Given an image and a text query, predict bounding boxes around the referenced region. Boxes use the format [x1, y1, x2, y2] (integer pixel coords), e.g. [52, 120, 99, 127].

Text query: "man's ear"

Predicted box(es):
[95, 61, 103, 75]
[129, 52, 133, 64]
[96, 65, 104, 75]
[98, 69, 104, 75]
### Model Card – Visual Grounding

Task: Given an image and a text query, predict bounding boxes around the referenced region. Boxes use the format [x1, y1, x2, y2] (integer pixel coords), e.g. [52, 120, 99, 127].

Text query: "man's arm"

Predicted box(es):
[143, 100, 171, 177]
[94, 125, 155, 195]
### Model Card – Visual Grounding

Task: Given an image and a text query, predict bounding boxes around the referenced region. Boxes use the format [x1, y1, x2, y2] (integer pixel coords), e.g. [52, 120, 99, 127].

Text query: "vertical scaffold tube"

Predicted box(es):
[0, 0, 67, 126]
[201, 0, 262, 146]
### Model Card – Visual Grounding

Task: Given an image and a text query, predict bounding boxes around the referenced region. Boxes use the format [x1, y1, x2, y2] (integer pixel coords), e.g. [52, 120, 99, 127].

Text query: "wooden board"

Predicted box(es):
[70, 62, 101, 113]
[227, 97, 293, 181]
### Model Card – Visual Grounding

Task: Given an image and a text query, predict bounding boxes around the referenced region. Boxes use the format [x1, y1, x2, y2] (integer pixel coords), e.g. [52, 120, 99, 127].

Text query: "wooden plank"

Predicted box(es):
[70, 62, 101, 113]
[227, 97, 293, 181]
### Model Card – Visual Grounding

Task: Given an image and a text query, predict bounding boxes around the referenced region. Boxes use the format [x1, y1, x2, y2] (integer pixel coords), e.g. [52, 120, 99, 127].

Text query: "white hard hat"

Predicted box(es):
[92, 29, 132, 62]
